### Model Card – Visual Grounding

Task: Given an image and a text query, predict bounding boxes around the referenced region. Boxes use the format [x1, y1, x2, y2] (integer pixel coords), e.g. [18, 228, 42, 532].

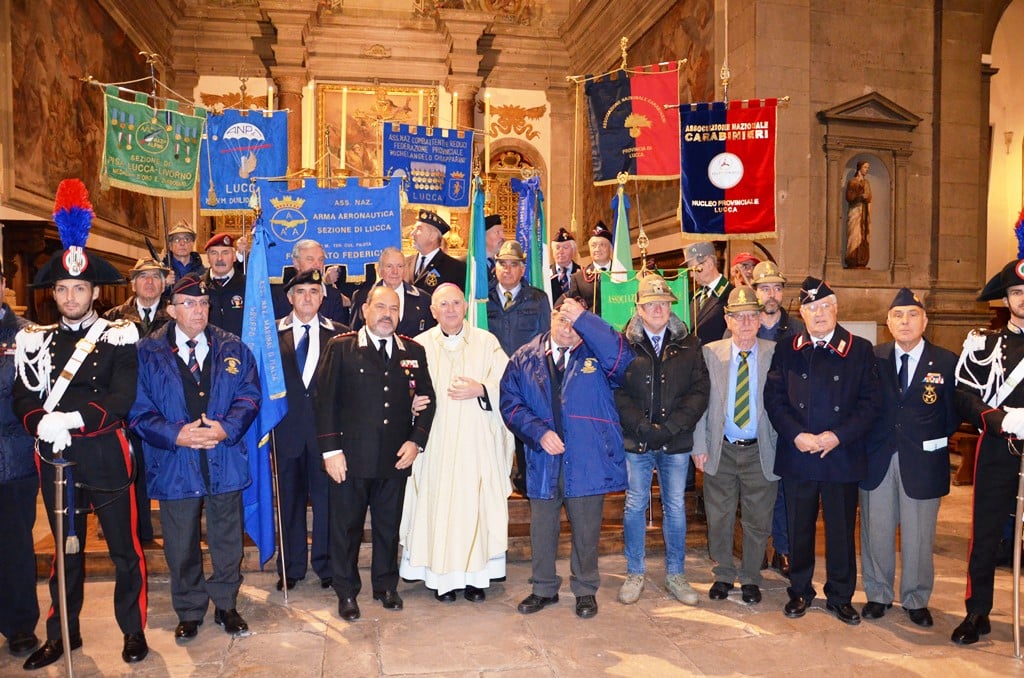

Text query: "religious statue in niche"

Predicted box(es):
[844, 160, 872, 268]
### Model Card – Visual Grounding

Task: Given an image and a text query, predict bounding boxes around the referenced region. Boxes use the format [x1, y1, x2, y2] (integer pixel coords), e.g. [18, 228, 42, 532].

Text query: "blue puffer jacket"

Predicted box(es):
[129, 322, 260, 500]
[0, 304, 34, 483]
[500, 311, 635, 499]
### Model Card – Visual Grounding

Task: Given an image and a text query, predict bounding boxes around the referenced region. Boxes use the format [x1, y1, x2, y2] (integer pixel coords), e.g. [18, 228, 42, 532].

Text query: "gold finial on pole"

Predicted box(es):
[619, 37, 629, 70]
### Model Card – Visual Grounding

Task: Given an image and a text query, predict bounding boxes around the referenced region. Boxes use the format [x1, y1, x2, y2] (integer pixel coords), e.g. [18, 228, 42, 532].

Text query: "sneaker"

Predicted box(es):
[618, 574, 645, 605]
[666, 574, 699, 606]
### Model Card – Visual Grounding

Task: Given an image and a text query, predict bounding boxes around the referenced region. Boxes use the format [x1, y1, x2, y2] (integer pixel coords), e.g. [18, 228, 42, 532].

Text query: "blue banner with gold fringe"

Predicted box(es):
[200, 109, 288, 214]
[382, 123, 473, 208]
[254, 178, 402, 283]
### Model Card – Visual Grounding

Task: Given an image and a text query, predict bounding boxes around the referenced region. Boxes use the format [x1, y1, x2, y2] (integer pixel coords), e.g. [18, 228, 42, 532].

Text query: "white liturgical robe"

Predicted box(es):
[399, 324, 515, 593]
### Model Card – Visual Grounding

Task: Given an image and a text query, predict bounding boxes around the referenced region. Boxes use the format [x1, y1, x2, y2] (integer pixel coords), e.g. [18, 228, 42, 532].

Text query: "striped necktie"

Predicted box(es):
[186, 339, 201, 383]
[503, 290, 514, 310]
[141, 306, 152, 333]
[734, 350, 750, 428]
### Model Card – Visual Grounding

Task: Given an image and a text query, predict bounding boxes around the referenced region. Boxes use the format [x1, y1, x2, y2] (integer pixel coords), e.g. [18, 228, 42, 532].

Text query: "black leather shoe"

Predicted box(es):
[320, 577, 333, 589]
[373, 590, 404, 610]
[575, 595, 598, 619]
[122, 632, 148, 663]
[826, 602, 861, 625]
[708, 581, 734, 600]
[8, 631, 38, 656]
[338, 596, 360, 622]
[741, 584, 762, 604]
[175, 619, 202, 641]
[464, 585, 486, 602]
[771, 552, 790, 578]
[435, 589, 457, 603]
[907, 607, 934, 627]
[214, 608, 249, 635]
[276, 577, 299, 591]
[861, 601, 892, 619]
[951, 612, 991, 644]
[517, 593, 559, 614]
[784, 596, 810, 618]
[23, 636, 82, 671]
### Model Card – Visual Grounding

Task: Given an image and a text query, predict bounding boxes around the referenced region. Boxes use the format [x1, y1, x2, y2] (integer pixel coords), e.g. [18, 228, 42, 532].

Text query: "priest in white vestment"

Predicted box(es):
[400, 284, 515, 602]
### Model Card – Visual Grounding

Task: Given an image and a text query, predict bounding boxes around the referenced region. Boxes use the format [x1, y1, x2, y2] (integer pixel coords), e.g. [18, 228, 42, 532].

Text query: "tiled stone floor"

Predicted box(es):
[4, 481, 1024, 676]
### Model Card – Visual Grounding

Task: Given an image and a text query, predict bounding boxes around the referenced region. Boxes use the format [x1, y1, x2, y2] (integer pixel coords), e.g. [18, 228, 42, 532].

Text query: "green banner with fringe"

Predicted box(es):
[101, 87, 205, 197]
[599, 270, 691, 330]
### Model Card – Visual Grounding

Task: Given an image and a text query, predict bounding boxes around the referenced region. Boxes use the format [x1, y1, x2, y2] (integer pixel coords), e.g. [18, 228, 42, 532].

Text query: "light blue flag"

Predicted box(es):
[241, 217, 288, 567]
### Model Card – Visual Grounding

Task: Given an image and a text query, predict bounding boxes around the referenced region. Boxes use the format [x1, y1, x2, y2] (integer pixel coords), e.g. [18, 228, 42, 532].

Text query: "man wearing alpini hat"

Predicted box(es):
[764, 277, 880, 626]
[615, 274, 709, 607]
[694, 286, 778, 606]
[951, 259, 1024, 644]
[13, 179, 148, 669]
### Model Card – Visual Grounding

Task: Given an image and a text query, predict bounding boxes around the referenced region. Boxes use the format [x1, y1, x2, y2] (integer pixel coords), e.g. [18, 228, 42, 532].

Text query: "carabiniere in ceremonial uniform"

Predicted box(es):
[12, 179, 149, 670]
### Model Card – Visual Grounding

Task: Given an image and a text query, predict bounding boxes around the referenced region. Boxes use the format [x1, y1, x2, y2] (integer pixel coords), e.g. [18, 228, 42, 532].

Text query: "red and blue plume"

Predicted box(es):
[1015, 207, 1024, 260]
[52, 178, 94, 250]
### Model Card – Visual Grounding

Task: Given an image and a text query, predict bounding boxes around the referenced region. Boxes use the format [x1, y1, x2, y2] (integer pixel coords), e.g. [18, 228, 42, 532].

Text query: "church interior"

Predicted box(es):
[2, 0, 1024, 675]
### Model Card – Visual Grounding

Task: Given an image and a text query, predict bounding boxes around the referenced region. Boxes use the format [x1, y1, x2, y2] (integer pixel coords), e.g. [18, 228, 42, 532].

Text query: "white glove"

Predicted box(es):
[49, 428, 73, 453]
[1002, 407, 1024, 438]
[36, 411, 85, 444]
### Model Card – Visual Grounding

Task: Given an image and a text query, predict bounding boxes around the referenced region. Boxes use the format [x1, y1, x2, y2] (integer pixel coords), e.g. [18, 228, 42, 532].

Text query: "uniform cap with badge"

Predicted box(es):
[725, 286, 763, 313]
[798, 276, 836, 305]
[636, 274, 678, 304]
[167, 220, 196, 240]
[285, 268, 324, 292]
[751, 261, 787, 286]
[127, 258, 170, 281]
[417, 209, 450, 236]
[553, 227, 575, 243]
[889, 287, 924, 309]
[591, 221, 614, 243]
[204, 233, 235, 251]
[32, 179, 126, 288]
[495, 240, 527, 262]
[682, 241, 715, 265]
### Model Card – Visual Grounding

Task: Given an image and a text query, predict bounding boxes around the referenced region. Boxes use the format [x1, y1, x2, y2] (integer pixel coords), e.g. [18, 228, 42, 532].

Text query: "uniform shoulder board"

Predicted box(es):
[15, 323, 58, 354]
[101, 319, 140, 346]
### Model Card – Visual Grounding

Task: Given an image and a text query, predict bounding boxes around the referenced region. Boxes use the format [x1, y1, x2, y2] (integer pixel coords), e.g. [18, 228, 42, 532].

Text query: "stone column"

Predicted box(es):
[273, 72, 307, 174]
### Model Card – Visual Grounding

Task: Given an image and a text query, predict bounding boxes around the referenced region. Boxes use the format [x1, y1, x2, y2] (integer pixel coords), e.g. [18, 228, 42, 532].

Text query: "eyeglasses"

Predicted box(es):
[175, 299, 210, 309]
[804, 301, 835, 314]
[728, 312, 760, 323]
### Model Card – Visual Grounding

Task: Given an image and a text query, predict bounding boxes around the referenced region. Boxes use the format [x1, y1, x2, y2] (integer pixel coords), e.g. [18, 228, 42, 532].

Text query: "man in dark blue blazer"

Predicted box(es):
[274, 269, 349, 591]
[350, 247, 434, 336]
[859, 289, 959, 629]
[405, 210, 467, 295]
[765, 277, 881, 626]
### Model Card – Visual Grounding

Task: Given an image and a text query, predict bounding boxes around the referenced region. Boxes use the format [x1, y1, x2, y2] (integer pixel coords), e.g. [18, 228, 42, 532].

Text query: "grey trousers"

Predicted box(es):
[161, 491, 244, 621]
[859, 453, 941, 609]
[704, 441, 777, 586]
[529, 479, 605, 597]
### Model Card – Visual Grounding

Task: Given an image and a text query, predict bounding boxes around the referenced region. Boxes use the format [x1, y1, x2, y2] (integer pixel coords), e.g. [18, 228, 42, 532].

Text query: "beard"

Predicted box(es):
[60, 304, 95, 324]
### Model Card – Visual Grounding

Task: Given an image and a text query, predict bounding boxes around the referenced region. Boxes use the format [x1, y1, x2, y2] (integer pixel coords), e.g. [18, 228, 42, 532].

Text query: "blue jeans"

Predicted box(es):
[623, 451, 689, 575]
